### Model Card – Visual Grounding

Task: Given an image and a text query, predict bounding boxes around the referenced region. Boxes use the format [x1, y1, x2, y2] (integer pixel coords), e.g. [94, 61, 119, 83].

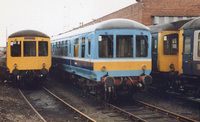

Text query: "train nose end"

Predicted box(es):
[142, 75, 152, 86]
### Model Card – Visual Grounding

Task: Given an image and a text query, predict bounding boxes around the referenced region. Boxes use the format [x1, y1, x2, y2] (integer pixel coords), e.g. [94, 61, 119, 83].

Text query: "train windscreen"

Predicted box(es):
[24, 41, 36, 57]
[39, 41, 48, 56]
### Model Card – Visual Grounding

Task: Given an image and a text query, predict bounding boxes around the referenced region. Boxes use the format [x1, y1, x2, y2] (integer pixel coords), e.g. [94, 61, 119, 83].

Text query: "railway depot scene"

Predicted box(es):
[0, 0, 200, 121]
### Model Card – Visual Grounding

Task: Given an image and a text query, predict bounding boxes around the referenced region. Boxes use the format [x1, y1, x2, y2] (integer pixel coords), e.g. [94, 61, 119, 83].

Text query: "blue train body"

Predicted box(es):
[51, 19, 152, 100]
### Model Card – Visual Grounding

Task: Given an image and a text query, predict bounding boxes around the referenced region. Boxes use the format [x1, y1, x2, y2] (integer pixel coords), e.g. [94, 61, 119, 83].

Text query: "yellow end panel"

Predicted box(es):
[157, 31, 182, 72]
[94, 60, 151, 71]
[178, 29, 184, 74]
[7, 37, 51, 73]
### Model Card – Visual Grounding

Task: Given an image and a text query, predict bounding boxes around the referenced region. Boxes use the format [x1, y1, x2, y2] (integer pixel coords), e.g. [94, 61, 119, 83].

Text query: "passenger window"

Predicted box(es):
[198, 33, 200, 57]
[11, 41, 21, 57]
[136, 35, 148, 57]
[69, 42, 71, 56]
[24, 41, 36, 57]
[65, 40, 68, 56]
[88, 39, 91, 55]
[99, 35, 113, 58]
[116, 35, 133, 58]
[183, 36, 191, 54]
[39, 41, 48, 56]
[59, 42, 62, 56]
[74, 38, 79, 57]
[81, 38, 85, 58]
[198, 41, 200, 57]
[163, 34, 178, 55]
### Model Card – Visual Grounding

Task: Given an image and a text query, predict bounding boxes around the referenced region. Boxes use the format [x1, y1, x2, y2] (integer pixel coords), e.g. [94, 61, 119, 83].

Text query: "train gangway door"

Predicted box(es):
[152, 34, 158, 71]
[182, 30, 193, 75]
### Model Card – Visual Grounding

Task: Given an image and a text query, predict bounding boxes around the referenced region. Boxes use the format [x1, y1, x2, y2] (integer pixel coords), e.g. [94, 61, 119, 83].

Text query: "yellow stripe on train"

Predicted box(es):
[93, 60, 152, 71]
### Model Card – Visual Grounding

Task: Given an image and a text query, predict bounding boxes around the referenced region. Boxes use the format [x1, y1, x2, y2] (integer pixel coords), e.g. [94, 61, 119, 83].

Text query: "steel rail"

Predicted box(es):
[135, 100, 199, 122]
[43, 87, 96, 122]
[19, 89, 47, 122]
[104, 102, 147, 122]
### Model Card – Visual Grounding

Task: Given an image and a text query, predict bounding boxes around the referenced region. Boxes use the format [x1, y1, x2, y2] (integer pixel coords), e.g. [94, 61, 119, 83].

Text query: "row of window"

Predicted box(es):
[152, 32, 200, 58]
[52, 35, 148, 58]
[184, 32, 200, 57]
[10, 41, 48, 57]
[153, 33, 178, 55]
[52, 38, 91, 58]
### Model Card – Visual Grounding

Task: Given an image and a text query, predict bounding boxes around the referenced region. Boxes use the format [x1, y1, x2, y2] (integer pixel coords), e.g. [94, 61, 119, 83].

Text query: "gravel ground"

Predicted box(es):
[135, 89, 200, 121]
[0, 81, 42, 122]
[44, 78, 132, 122]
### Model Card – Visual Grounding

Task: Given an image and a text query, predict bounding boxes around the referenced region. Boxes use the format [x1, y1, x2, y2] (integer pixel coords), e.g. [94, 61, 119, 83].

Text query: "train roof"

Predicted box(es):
[52, 18, 150, 40]
[9, 30, 49, 38]
[181, 17, 200, 30]
[149, 20, 191, 33]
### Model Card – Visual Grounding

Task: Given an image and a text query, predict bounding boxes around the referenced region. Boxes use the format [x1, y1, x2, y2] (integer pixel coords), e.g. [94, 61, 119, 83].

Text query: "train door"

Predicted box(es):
[192, 30, 200, 75]
[182, 31, 193, 75]
[152, 34, 158, 71]
[87, 34, 92, 71]
[69, 40, 73, 72]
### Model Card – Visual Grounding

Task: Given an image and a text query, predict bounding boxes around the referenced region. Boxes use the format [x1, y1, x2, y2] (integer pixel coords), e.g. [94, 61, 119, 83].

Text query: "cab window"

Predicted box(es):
[99, 35, 113, 58]
[39, 41, 48, 56]
[163, 34, 178, 55]
[24, 41, 36, 57]
[116, 35, 133, 58]
[136, 35, 148, 57]
[11, 41, 21, 57]
[183, 36, 191, 54]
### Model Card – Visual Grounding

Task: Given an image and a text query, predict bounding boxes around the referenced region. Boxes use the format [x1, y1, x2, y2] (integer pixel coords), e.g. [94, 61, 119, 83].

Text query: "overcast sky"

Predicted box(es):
[0, 0, 136, 47]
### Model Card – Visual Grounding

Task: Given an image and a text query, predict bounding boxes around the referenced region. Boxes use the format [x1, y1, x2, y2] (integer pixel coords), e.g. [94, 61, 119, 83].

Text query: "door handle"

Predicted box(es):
[185, 61, 188, 63]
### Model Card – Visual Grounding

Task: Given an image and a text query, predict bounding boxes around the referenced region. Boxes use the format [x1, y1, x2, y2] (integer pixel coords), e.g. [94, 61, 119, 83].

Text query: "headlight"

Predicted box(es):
[43, 63, 46, 67]
[169, 64, 175, 70]
[14, 63, 17, 68]
[142, 65, 146, 70]
[101, 66, 106, 71]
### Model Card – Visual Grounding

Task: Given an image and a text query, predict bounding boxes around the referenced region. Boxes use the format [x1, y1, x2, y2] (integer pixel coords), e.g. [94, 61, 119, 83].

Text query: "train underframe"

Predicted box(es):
[10, 68, 48, 89]
[151, 71, 200, 98]
[50, 67, 152, 101]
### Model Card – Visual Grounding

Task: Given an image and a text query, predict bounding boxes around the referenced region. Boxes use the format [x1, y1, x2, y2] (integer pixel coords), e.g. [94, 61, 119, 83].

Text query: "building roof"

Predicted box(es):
[9, 30, 49, 38]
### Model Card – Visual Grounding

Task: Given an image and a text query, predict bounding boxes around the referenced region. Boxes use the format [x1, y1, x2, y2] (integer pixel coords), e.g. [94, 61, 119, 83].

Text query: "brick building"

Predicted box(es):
[84, 0, 200, 27]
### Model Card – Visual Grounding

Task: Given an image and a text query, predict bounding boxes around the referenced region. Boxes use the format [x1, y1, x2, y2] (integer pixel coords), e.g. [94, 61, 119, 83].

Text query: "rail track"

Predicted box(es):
[42, 87, 96, 122]
[134, 100, 199, 122]
[19, 87, 96, 122]
[19, 77, 199, 122]
[44, 78, 198, 122]
[107, 99, 199, 122]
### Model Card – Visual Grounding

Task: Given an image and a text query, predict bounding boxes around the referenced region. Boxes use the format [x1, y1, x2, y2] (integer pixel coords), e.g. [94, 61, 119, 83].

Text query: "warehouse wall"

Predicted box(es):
[83, 0, 200, 27]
